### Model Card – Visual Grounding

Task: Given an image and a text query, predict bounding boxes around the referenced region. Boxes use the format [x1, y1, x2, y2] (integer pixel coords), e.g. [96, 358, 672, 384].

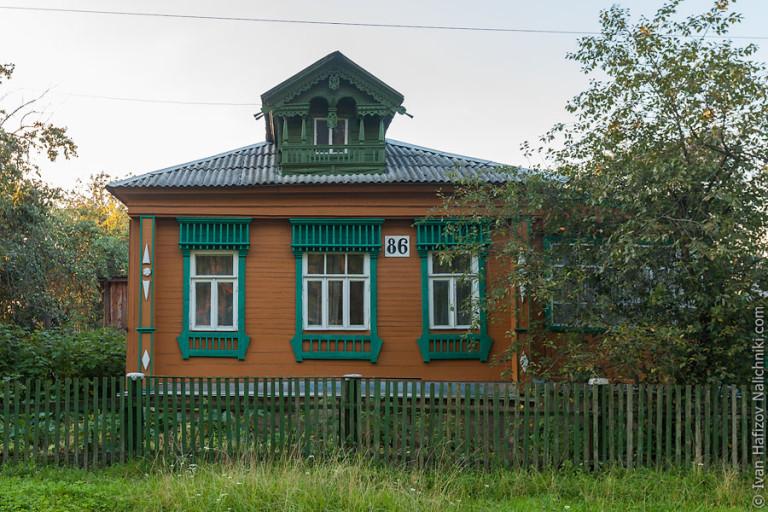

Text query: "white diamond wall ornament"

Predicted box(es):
[519, 352, 529, 373]
[142, 350, 150, 371]
[142, 245, 151, 265]
[142, 279, 150, 301]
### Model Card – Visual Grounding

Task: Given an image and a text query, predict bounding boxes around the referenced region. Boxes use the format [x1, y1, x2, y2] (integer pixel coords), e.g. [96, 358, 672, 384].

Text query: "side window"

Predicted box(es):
[416, 219, 492, 362]
[428, 252, 478, 329]
[190, 252, 237, 331]
[177, 218, 251, 360]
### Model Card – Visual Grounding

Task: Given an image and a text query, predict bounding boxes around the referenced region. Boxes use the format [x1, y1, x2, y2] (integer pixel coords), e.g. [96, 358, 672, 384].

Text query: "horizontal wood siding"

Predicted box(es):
[125, 188, 515, 381]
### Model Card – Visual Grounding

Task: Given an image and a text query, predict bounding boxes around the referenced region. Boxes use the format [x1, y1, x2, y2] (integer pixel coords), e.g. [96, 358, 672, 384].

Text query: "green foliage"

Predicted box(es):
[0, 63, 127, 328]
[0, 324, 126, 380]
[442, 1, 768, 383]
[0, 460, 752, 512]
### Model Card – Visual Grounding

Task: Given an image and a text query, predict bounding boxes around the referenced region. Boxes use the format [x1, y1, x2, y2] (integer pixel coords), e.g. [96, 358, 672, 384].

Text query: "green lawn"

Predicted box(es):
[0, 459, 753, 511]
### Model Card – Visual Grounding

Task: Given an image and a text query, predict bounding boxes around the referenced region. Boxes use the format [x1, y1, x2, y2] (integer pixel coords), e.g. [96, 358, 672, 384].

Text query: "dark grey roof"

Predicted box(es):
[108, 140, 514, 190]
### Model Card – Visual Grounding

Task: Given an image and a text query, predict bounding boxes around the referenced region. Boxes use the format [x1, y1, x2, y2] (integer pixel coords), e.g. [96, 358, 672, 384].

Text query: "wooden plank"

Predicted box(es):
[636, 384, 643, 468]
[73, 379, 80, 466]
[684, 385, 691, 465]
[600, 384, 608, 464]
[617, 385, 624, 467]
[608, 384, 615, 466]
[583, 383, 590, 467]
[664, 385, 671, 467]
[723, 385, 729, 467]
[695, 386, 702, 467]
[542, 383, 550, 467]
[592, 384, 599, 470]
[100, 377, 108, 466]
[655, 385, 662, 469]
[43, 381, 52, 465]
[493, 383, 501, 469]
[3, 381, 10, 463]
[91, 378, 99, 467]
[563, 384, 571, 464]
[522, 382, 530, 468]
[573, 383, 580, 466]
[118, 378, 125, 464]
[31, 380, 41, 463]
[742, 385, 748, 468]
[180, 378, 188, 457]
[626, 386, 633, 470]
[675, 385, 682, 467]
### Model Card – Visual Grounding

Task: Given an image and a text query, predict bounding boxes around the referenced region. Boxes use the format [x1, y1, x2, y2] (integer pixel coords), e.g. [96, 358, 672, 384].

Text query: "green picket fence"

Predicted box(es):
[0, 377, 759, 470]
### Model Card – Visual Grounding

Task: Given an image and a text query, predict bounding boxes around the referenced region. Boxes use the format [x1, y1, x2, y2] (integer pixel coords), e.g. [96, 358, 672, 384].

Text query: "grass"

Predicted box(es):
[0, 458, 754, 511]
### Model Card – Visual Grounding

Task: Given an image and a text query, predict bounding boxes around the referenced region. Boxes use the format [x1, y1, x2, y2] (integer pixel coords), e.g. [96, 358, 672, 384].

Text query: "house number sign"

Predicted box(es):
[384, 236, 410, 257]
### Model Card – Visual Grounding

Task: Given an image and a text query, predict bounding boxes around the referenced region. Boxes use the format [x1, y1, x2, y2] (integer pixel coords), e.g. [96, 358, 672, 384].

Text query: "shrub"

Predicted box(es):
[0, 324, 125, 380]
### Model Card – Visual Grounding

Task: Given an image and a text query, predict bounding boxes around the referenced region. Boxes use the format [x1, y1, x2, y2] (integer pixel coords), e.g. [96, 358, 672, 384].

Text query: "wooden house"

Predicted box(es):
[108, 51, 527, 381]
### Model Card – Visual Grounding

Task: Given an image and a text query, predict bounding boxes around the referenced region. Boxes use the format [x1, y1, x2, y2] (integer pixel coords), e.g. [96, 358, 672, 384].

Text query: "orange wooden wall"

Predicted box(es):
[122, 186, 520, 381]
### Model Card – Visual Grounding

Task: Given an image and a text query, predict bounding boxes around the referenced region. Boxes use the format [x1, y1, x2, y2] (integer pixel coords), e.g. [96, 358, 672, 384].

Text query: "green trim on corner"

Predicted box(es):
[415, 218, 493, 362]
[137, 216, 156, 375]
[176, 217, 252, 360]
[289, 218, 383, 362]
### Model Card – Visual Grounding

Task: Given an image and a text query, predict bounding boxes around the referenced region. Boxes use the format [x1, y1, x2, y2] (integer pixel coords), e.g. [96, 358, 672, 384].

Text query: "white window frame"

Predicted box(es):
[190, 251, 238, 332]
[302, 252, 370, 330]
[314, 118, 348, 151]
[428, 252, 479, 329]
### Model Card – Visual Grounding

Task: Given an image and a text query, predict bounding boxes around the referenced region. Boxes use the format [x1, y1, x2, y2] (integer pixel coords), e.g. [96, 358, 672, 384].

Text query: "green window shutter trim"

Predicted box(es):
[176, 217, 252, 360]
[415, 218, 493, 362]
[290, 218, 383, 362]
[290, 218, 383, 254]
[178, 217, 251, 253]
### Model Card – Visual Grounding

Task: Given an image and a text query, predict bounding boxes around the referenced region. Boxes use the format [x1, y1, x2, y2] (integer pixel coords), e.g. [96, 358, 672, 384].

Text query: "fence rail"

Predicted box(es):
[0, 377, 759, 470]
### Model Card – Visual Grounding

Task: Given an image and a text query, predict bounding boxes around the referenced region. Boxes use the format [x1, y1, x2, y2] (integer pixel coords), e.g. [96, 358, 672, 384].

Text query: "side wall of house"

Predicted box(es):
[123, 187, 520, 381]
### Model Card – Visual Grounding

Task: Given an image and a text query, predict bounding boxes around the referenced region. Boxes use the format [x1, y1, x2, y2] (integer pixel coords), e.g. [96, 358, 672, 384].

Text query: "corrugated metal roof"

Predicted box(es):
[108, 140, 515, 190]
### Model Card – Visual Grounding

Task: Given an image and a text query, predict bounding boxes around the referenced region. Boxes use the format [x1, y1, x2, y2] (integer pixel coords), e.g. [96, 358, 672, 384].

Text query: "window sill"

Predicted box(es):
[290, 333, 382, 363]
[177, 331, 251, 360]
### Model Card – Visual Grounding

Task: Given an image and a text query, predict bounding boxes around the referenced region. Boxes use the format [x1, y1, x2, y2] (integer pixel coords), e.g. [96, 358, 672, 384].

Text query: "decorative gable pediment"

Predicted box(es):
[260, 51, 407, 174]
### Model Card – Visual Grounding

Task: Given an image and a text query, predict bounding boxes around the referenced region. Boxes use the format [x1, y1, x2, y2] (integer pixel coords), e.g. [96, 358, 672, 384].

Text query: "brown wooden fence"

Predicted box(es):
[0, 376, 760, 470]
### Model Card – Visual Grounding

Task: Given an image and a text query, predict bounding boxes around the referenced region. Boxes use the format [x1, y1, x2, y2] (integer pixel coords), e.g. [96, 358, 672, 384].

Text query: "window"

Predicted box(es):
[415, 219, 493, 362]
[303, 253, 369, 330]
[314, 118, 347, 149]
[289, 218, 383, 362]
[428, 252, 478, 329]
[190, 252, 237, 331]
[177, 217, 251, 360]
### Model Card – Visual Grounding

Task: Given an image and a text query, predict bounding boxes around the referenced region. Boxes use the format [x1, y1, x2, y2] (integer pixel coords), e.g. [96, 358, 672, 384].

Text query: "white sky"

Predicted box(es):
[1, 0, 766, 191]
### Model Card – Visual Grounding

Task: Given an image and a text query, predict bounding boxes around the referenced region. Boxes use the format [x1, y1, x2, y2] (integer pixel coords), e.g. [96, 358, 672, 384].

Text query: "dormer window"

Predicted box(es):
[315, 118, 348, 151]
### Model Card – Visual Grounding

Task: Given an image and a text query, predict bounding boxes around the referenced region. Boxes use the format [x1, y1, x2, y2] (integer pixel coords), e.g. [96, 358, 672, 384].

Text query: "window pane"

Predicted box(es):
[456, 280, 473, 326]
[326, 254, 345, 274]
[328, 280, 344, 326]
[307, 254, 324, 275]
[432, 253, 471, 274]
[307, 281, 322, 326]
[217, 282, 234, 327]
[195, 255, 234, 276]
[349, 281, 365, 326]
[432, 280, 450, 326]
[195, 282, 211, 326]
[331, 122, 346, 145]
[347, 254, 364, 274]
[315, 119, 329, 145]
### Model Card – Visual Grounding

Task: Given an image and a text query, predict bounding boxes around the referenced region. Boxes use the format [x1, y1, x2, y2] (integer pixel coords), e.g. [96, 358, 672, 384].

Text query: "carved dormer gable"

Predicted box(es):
[261, 51, 406, 174]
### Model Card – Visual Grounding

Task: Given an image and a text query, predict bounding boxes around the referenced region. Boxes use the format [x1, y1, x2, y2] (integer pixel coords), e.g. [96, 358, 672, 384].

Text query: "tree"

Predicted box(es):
[443, 0, 768, 384]
[0, 63, 77, 327]
[0, 65, 128, 328]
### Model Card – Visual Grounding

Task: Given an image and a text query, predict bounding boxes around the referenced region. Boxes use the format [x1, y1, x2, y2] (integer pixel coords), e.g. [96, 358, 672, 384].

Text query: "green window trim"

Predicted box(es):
[416, 219, 493, 362]
[177, 218, 252, 360]
[290, 218, 383, 362]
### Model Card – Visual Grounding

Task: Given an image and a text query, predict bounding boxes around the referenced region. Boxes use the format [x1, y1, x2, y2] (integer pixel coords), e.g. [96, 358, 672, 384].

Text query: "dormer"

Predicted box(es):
[260, 51, 406, 174]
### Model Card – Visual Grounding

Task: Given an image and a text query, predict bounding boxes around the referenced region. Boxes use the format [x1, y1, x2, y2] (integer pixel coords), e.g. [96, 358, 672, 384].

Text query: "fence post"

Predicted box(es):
[589, 378, 609, 470]
[125, 373, 145, 458]
[341, 374, 362, 452]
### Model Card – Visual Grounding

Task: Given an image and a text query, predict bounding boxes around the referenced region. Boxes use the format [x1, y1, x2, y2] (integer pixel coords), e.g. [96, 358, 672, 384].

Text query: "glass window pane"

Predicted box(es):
[315, 119, 329, 145]
[307, 281, 322, 326]
[432, 253, 471, 274]
[326, 254, 345, 274]
[307, 254, 324, 275]
[456, 280, 473, 326]
[328, 280, 344, 326]
[432, 280, 450, 326]
[349, 281, 365, 326]
[195, 255, 233, 276]
[195, 282, 211, 326]
[331, 121, 346, 145]
[217, 282, 234, 327]
[347, 254, 364, 274]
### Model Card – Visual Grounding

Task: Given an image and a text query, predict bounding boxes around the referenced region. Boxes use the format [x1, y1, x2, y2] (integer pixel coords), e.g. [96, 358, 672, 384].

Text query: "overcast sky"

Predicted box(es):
[1, 0, 767, 191]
